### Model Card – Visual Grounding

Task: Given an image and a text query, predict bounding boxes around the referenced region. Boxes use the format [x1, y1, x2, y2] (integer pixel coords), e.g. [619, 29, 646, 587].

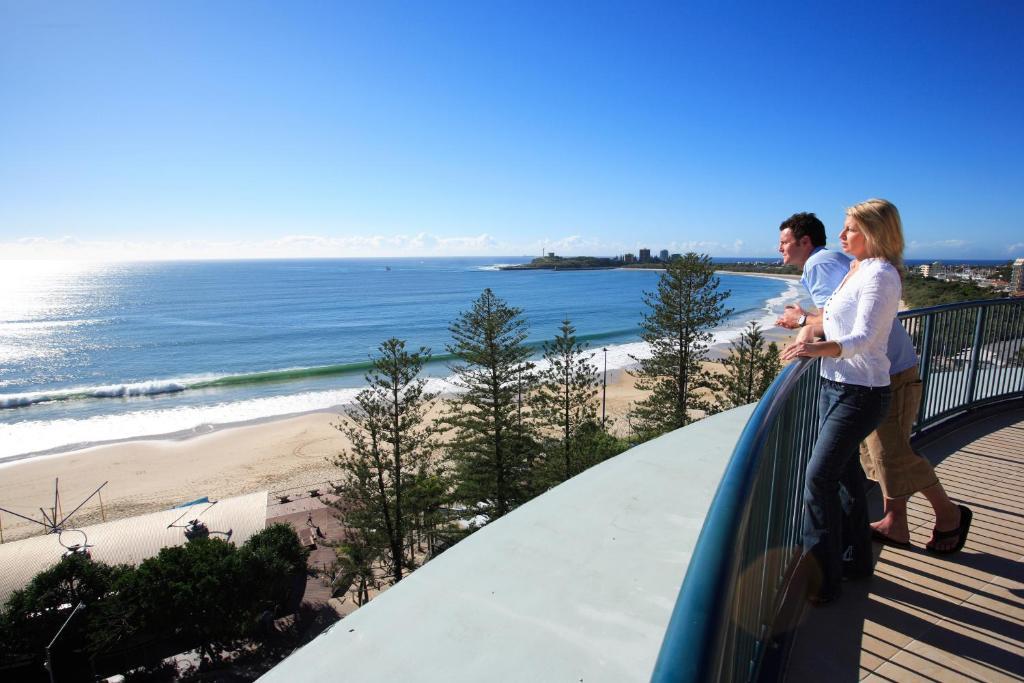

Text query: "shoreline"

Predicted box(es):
[0, 343, 802, 543]
[716, 270, 801, 281]
[0, 369, 646, 543]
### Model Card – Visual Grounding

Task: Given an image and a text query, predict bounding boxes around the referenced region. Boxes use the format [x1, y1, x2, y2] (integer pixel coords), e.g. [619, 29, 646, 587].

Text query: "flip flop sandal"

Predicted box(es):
[872, 529, 913, 549]
[926, 504, 973, 555]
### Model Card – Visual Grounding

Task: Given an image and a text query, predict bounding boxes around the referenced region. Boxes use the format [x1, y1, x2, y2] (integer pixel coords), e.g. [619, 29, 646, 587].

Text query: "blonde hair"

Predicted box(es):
[845, 198, 904, 268]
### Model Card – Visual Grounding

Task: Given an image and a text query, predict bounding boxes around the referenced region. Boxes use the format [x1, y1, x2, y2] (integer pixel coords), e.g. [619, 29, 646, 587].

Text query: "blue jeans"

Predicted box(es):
[803, 378, 892, 597]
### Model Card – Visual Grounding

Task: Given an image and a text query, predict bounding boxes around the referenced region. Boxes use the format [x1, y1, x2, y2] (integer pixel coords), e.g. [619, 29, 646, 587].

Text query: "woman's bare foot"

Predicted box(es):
[870, 515, 911, 545]
[871, 498, 911, 545]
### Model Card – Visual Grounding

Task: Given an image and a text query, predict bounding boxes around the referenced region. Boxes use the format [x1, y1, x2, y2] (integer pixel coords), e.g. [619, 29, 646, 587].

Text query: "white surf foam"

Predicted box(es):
[0, 386, 366, 463]
[0, 377, 216, 409]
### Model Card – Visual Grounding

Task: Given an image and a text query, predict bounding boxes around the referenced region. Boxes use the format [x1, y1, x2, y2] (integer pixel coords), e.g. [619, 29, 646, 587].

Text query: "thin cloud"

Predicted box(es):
[906, 239, 970, 253]
[0, 232, 503, 260]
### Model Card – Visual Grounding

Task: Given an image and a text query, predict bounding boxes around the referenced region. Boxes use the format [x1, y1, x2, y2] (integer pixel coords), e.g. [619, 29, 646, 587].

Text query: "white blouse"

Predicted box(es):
[821, 258, 902, 387]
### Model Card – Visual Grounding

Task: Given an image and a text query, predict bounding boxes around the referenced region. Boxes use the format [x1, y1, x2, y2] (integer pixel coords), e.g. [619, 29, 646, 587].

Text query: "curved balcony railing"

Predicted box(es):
[651, 297, 1024, 683]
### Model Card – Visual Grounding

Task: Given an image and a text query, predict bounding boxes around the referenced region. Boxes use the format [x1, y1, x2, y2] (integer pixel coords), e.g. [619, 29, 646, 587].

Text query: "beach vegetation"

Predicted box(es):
[629, 253, 731, 439]
[0, 525, 308, 677]
[237, 524, 312, 610]
[443, 288, 538, 521]
[331, 338, 440, 586]
[104, 537, 251, 664]
[535, 318, 607, 484]
[713, 322, 781, 410]
[331, 529, 382, 607]
[0, 552, 129, 672]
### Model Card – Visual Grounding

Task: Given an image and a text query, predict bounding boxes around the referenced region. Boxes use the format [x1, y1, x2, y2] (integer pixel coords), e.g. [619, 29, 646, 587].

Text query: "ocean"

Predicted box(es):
[0, 258, 801, 461]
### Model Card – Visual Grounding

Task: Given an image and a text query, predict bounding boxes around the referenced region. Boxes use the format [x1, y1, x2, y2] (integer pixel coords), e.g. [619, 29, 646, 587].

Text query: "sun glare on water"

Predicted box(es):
[0, 260, 119, 377]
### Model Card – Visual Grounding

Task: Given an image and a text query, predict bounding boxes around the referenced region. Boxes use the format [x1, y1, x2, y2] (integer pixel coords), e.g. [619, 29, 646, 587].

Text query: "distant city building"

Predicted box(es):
[1012, 258, 1024, 293]
[659, 249, 669, 262]
[547, 252, 555, 258]
[670, 253, 681, 261]
[639, 248, 651, 262]
[624, 253, 636, 264]
[919, 264, 932, 277]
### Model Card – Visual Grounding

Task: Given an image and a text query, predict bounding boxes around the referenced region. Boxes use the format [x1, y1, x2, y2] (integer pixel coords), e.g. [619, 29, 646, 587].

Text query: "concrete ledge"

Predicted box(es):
[261, 405, 754, 682]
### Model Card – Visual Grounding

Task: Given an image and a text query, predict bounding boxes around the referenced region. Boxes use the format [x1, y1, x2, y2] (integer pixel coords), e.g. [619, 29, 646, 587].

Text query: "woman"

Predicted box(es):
[781, 198, 904, 604]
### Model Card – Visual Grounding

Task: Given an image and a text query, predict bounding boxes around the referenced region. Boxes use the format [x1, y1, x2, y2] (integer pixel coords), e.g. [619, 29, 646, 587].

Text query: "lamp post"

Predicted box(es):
[601, 347, 608, 429]
[517, 365, 523, 432]
[45, 601, 86, 683]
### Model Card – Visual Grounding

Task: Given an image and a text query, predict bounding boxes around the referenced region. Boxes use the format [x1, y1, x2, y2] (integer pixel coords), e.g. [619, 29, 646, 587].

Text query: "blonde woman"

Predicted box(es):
[782, 199, 905, 604]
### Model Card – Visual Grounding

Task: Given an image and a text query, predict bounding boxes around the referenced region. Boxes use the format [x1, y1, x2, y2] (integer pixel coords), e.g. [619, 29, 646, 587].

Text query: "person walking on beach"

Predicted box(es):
[781, 199, 908, 603]
[776, 211, 971, 556]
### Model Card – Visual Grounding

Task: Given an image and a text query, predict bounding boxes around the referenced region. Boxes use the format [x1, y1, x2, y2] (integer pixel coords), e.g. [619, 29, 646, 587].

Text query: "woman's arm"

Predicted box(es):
[781, 321, 830, 360]
[781, 337, 839, 360]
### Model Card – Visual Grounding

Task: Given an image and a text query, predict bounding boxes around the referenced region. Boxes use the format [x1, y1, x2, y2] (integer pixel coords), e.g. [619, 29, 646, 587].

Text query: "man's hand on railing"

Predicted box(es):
[776, 303, 807, 329]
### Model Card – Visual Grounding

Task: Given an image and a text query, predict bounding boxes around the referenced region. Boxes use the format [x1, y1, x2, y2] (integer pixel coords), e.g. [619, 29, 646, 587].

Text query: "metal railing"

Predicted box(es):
[651, 297, 1024, 683]
[902, 298, 1024, 430]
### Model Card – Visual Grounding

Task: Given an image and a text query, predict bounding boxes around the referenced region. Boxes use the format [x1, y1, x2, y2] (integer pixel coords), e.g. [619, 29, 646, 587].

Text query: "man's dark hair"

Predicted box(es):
[779, 212, 826, 247]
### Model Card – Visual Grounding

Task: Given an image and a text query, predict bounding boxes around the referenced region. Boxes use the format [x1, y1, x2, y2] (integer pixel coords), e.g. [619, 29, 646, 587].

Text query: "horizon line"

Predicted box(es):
[0, 254, 1014, 264]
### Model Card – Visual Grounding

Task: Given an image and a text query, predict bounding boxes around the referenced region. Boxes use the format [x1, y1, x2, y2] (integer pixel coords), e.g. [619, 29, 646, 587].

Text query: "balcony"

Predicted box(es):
[260, 298, 1023, 682]
[787, 406, 1024, 681]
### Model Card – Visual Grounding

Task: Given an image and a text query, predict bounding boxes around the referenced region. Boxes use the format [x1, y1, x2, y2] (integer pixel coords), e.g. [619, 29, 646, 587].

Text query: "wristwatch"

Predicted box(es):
[798, 314, 807, 327]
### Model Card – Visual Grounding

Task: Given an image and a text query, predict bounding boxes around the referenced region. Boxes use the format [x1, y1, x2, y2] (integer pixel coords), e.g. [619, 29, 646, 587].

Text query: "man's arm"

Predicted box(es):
[799, 322, 823, 341]
[776, 304, 822, 330]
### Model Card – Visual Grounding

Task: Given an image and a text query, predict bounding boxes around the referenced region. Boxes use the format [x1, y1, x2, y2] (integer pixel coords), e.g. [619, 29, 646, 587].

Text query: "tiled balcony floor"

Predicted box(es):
[786, 405, 1024, 682]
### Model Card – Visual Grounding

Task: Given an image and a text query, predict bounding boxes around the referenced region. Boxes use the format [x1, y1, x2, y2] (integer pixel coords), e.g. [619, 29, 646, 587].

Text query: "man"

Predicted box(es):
[776, 212, 851, 327]
[775, 212, 965, 556]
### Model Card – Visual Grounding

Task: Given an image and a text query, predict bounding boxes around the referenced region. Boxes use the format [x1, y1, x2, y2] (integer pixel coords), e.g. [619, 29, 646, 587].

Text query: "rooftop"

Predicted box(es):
[0, 491, 267, 603]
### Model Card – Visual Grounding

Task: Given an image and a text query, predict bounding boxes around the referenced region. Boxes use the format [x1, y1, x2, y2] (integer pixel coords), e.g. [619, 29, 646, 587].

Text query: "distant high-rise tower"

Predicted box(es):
[659, 249, 669, 262]
[1012, 258, 1024, 293]
[639, 248, 651, 262]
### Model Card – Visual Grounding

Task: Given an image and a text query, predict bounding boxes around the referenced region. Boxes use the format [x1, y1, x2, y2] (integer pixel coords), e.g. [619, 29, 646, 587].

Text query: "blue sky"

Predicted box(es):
[1, 1, 1022, 260]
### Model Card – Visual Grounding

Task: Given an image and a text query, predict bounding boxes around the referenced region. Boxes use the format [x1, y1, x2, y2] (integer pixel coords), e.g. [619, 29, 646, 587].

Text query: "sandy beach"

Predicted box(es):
[0, 369, 659, 543]
[715, 270, 801, 281]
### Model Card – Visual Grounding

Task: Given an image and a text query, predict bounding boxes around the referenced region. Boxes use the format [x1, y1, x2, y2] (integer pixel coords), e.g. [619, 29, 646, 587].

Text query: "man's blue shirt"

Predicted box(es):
[800, 247, 852, 308]
[799, 247, 917, 374]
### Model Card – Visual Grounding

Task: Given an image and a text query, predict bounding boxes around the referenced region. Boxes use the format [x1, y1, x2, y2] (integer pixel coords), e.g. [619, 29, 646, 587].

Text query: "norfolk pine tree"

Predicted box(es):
[331, 338, 438, 586]
[444, 288, 536, 521]
[630, 252, 730, 439]
[714, 321, 781, 410]
[332, 528, 381, 607]
[536, 318, 600, 483]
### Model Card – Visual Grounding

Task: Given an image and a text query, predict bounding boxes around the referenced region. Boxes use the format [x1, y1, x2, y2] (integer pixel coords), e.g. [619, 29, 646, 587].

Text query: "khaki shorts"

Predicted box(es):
[859, 365, 940, 499]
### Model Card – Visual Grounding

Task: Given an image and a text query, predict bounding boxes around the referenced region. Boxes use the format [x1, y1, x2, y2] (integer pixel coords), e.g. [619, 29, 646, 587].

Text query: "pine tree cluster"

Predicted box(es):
[328, 253, 784, 605]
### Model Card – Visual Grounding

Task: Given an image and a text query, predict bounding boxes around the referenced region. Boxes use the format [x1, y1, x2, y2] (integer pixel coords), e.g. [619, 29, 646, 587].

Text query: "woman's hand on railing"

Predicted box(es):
[781, 337, 841, 360]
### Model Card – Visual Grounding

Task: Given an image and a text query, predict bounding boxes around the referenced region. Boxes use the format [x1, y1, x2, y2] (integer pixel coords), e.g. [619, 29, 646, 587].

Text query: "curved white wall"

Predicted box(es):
[261, 404, 754, 682]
